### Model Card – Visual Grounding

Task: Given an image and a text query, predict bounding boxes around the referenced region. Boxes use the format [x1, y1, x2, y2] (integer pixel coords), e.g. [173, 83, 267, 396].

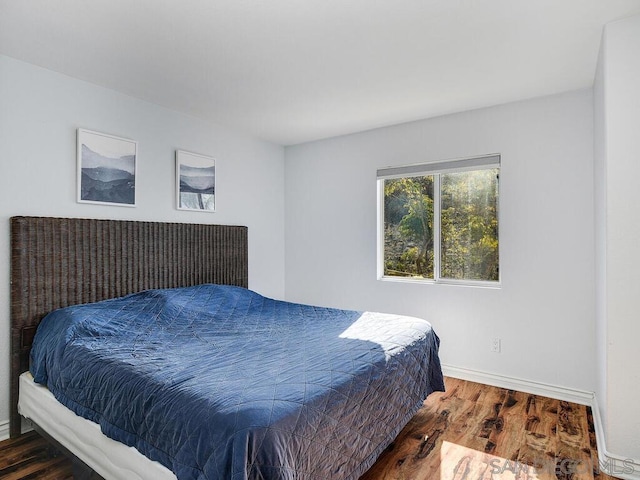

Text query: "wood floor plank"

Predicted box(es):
[441, 398, 489, 452]
[0, 455, 72, 480]
[0, 431, 73, 480]
[558, 401, 591, 450]
[486, 390, 529, 461]
[516, 394, 559, 478]
[0, 433, 50, 469]
[469, 382, 507, 440]
[556, 401, 593, 480]
[524, 393, 559, 438]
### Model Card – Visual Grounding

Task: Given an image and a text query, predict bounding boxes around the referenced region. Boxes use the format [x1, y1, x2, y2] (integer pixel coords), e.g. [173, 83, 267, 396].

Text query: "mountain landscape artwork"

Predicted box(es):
[77, 129, 137, 206]
[177, 150, 215, 211]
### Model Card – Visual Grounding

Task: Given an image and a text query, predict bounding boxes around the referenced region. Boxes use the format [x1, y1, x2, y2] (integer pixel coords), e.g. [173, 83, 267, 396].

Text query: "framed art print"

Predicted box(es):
[176, 150, 216, 212]
[77, 129, 137, 206]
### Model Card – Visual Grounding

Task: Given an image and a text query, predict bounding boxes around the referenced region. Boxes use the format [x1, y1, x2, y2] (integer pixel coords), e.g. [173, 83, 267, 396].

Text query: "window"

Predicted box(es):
[377, 155, 500, 285]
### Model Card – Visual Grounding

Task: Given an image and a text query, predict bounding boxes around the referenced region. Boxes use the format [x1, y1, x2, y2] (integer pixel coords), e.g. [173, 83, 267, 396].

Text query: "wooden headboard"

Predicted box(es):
[9, 216, 248, 438]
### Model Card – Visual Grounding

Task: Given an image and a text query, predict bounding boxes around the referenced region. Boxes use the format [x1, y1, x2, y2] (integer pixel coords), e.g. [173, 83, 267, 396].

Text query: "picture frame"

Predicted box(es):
[77, 129, 137, 206]
[176, 150, 216, 212]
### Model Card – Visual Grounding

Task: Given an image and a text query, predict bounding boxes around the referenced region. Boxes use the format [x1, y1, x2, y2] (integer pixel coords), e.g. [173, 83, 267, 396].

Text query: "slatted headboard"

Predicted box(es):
[9, 216, 248, 438]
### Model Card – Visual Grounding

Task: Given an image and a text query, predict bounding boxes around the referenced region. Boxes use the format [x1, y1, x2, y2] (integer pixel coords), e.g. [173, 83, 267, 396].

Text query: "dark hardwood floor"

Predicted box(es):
[0, 377, 617, 479]
[0, 431, 73, 479]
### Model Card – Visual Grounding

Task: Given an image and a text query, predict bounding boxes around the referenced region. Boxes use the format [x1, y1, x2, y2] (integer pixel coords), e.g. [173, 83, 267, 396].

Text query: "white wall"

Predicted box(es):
[0, 55, 286, 430]
[285, 90, 596, 392]
[594, 14, 640, 461]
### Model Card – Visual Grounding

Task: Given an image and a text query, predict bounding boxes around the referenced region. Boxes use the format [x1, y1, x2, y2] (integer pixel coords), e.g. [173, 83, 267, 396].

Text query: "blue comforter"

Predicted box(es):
[30, 284, 444, 480]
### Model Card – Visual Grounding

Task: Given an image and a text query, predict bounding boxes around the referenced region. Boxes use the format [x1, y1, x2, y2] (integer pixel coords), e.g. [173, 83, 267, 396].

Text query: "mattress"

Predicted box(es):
[29, 284, 444, 479]
[18, 371, 176, 480]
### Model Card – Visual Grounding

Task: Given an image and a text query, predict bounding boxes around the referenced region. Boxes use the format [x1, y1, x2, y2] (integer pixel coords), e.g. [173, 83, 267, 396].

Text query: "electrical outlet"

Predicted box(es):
[491, 337, 501, 353]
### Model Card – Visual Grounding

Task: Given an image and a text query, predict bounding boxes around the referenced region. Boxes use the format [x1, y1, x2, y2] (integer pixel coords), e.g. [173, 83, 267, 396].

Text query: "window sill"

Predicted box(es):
[378, 275, 501, 289]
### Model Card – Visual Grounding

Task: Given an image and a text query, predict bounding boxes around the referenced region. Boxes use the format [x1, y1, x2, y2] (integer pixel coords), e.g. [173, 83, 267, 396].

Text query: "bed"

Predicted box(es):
[9, 216, 444, 480]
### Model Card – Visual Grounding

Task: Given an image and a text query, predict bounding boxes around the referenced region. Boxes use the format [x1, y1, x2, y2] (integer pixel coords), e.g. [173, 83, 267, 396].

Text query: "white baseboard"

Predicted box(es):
[0, 419, 9, 442]
[441, 364, 594, 404]
[441, 364, 640, 480]
[590, 395, 640, 480]
[0, 418, 33, 442]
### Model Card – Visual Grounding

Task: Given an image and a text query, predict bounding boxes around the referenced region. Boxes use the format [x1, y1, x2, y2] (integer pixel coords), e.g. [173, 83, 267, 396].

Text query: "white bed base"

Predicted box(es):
[18, 372, 177, 480]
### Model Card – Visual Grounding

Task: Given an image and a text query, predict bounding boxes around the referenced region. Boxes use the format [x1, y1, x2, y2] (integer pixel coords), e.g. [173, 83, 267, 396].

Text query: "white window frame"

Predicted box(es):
[377, 154, 501, 287]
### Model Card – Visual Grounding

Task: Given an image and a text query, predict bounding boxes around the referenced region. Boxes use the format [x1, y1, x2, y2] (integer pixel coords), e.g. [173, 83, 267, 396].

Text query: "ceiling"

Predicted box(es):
[1, 1, 639, 146]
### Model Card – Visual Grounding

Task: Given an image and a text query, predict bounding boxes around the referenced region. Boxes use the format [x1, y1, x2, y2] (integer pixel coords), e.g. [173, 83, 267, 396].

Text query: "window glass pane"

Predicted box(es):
[440, 169, 499, 281]
[383, 176, 434, 279]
